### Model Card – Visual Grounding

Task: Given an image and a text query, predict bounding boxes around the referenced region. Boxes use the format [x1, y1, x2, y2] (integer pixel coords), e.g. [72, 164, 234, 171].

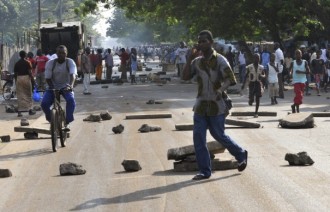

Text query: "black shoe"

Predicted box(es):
[238, 150, 248, 172]
[291, 104, 296, 113]
[192, 174, 210, 180]
[274, 99, 278, 104]
[63, 124, 70, 132]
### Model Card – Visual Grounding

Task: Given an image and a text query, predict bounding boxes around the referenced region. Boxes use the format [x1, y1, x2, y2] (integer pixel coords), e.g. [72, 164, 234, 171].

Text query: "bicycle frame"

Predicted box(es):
[50, 89, 67, 152]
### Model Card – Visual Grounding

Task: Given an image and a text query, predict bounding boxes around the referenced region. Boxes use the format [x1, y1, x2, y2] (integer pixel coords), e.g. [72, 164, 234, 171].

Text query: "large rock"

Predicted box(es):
[20, 118, 29, 126]
[59, 162, 86, 176]
[167, 141, 225, 161]
[0, 135, 10, 142]
[121, 160, 142, 172]
[5, 104, 17, 113]
[24, 132, 38, 139]
[83, 114, 101, 122]
[100, 111, 112, 120]
[33, 105, 42, 111]
[279, 112, 314, 128]
[285, 152, 314, 166]
[112, 124, 124, 134]
[0, 169, 12, 178]
[138, 124, 161, 133]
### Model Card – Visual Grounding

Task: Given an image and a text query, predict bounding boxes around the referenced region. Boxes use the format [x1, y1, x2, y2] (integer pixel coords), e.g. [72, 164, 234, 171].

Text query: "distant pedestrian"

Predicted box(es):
[35, 49, 49, 91]
[95, 49, 103, 81]
[103, 48, 114, 80]
[89, 49, 97, 75]
[238, 48, 246, 83]
[81, 47, 92, 94]
[311, 49, 326, 96]
[27, 52, 36, 77]
[267, 53, 279, 105]
[225, 46, 235, 69]
[14, 50, 36, 117]
[118, 48, 130, 82]
[274, 42, 284, 98]
[129, 48, 138, 84]
[288, 49, 310, 113]
[175, 41, 188, 80]
[261, 47, 271, 89]
[241, 53, 266, 118]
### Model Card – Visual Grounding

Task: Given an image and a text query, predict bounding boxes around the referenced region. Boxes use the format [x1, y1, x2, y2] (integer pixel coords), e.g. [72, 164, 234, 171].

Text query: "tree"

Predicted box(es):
[80, 0, 330, 45]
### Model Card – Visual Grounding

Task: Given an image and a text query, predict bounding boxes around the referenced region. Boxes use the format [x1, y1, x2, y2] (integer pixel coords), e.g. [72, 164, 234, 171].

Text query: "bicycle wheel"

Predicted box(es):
[59, 109, 67, 147]
[50, 109, 58, 152]
[3, 81, 13, 100]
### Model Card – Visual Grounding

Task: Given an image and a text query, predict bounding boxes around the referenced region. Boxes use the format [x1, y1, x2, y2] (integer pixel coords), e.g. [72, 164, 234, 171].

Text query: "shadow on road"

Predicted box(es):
[0, 148, 52, 161]
[69, 173, 240, 211]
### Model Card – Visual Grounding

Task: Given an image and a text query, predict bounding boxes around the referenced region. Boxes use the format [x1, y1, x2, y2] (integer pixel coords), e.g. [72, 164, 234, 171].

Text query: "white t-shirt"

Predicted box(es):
[267, 63, 279, 83]
[320, 49, 327, 62]
[45, 58, 77, 89]
[175, 47, 188, 64]
[238, 52, 246, 65]
[275, 48, 284, 73]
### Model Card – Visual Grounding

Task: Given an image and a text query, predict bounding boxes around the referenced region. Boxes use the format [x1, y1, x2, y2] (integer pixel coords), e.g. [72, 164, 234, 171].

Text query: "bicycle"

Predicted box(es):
[1, 71, 16, 100]
[49, 88, 70, 152]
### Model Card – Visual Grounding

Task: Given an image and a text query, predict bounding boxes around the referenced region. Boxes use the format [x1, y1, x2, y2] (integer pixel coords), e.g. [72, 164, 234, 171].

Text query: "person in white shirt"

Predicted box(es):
[267, 53, 279, 105]
[274, 42, 284, 98]
[175, 41, 188, 80]
[238, 48, 246, 83]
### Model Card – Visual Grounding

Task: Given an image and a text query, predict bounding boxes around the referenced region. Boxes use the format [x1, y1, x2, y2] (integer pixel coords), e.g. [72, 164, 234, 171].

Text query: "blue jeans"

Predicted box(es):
[193, 113, 246, 177]
[41, 90, 76, 124]
[239, 64, 246, 83]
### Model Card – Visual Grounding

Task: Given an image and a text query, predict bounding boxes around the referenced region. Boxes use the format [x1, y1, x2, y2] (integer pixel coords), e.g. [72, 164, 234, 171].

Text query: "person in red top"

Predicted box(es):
[89, 49, 98, 75]
[27, 52, 36, 77]
[118, 48, 129, 81]
[35, 49, 49, 90]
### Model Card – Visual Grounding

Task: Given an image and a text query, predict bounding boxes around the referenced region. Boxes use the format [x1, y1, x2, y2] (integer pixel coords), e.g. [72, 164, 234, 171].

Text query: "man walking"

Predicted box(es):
[183, 30, 248, 180]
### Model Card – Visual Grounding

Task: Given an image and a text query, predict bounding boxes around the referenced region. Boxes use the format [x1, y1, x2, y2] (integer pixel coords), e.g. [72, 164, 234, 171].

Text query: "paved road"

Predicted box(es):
[1, 75, 330, 211]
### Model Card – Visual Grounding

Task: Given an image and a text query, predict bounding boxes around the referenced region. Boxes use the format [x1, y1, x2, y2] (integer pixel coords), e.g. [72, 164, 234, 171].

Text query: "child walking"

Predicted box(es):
[288, 49, 310, 113]
[241, 53, 266, 118]
[267, 53, 279, 105]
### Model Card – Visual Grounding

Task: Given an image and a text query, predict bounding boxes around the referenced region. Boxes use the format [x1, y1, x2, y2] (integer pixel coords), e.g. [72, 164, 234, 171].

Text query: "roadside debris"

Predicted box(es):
[112, 124, 124, 134]
[0, 135, 10, 142]
[0, 169, 12, 178]
[121, 160, 142, 172]
[138, 124, 161, 133]
[59, 162, 86, 176]
[285, 152, 314, 166]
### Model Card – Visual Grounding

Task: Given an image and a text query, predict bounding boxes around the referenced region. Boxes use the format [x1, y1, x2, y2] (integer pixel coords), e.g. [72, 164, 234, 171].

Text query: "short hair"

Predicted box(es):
[19, 50, 27, 58]
[198, 30, 213, 41]
[56, 45, 67, 53]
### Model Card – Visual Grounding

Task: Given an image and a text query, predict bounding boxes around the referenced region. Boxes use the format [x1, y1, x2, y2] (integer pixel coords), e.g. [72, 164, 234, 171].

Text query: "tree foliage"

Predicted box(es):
[80, 0, 330, 45]
[0, 0, 99, 45]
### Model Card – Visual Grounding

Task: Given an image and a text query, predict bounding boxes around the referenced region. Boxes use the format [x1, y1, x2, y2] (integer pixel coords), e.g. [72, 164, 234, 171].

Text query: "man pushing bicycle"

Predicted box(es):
[41, 45, 77, 131]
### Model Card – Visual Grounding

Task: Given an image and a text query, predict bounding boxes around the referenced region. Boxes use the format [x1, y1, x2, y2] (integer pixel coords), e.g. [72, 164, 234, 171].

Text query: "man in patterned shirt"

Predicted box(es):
[183, 30, 248, 180]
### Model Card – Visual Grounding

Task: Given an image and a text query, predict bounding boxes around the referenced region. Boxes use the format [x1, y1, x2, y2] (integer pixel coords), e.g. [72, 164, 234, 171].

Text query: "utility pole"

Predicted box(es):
[59, 0, 63, 23]
[38, 0, 41, 29]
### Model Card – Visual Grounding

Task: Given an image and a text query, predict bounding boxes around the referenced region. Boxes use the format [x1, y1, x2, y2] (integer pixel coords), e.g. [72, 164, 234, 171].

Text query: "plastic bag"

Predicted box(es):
[32, 88, 41, 102]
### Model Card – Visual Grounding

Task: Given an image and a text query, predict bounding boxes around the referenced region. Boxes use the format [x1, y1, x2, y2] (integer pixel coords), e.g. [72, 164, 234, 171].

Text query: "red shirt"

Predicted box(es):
[35, 55, 49, 73]
[120, 52, 130, 65]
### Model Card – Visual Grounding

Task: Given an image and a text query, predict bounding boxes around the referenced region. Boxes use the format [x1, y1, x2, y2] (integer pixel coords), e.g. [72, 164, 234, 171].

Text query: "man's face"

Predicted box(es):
[295, 50, 302, 60]
[197, 34, 212, 52]
[57, 47, 67, 62]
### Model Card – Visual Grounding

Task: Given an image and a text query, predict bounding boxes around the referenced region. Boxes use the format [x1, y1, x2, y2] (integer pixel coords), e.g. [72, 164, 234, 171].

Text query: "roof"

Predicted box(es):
[40, 21, 82, 34]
